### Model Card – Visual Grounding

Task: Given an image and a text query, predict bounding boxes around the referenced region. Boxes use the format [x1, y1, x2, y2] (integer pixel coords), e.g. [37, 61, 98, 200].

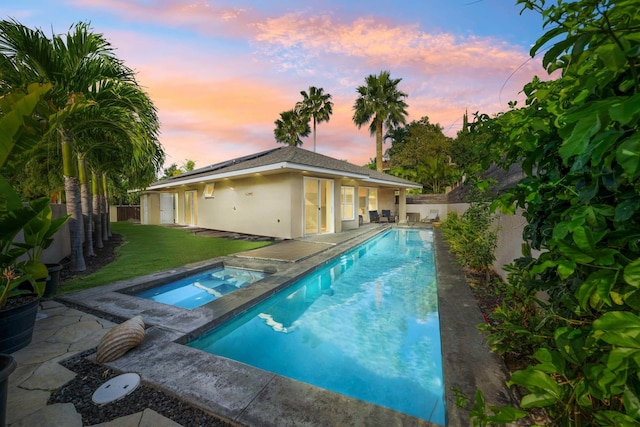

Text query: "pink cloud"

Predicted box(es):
[253, 14, 538, 77]
[72, 0, 264, 39]
[66, 1, 547, 170]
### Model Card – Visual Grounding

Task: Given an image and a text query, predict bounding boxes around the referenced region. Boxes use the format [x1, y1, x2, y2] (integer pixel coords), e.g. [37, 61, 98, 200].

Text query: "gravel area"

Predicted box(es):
[48, 349, 234, 426]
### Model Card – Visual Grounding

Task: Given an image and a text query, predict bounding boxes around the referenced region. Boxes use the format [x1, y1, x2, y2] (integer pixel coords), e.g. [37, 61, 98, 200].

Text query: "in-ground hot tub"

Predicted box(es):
[127, 266, 271, 310]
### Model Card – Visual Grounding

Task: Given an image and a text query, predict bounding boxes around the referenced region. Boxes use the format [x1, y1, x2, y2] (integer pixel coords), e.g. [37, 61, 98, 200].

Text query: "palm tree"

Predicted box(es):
[71, 80, 162, 251]
[274, 109, 311, 146]
[0, 20, 159, 271]
[352, 71, 409, 172]
[296, 86, 333, 152]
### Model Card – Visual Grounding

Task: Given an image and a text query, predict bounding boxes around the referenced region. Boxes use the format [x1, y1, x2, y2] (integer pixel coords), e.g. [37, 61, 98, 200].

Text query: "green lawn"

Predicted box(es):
[60, 222, 272, 294]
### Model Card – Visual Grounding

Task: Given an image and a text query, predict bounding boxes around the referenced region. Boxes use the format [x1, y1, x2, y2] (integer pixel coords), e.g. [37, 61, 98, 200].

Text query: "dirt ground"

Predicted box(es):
[59, 232, 124, 283]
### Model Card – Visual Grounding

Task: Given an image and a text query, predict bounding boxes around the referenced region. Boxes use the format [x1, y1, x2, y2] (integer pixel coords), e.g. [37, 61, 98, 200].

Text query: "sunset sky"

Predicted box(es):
[2, 0, 549, 171]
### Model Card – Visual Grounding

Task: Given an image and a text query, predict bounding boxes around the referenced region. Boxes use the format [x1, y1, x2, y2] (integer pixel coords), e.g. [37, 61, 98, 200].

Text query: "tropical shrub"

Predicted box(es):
[478, 253, 553, 360]
[470, 0, 640, 424]
[453, 387, 527, 427]
[442, 200, 498, 278]
[0, 83, 68, 308]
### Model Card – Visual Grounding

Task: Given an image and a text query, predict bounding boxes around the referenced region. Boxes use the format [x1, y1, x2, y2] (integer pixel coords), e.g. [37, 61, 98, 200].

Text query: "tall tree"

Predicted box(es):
[385, 116, 458, 193]
[71, 86, 162, 252]
[352, 71, 408, 172]
[296, 86, 333, 152]
[274, 109, 310, 146]
[162, 163, 180, 178]
[0, 20, 160, 271]
[448, 110, 486, 176]
[162, 159, 196, 178]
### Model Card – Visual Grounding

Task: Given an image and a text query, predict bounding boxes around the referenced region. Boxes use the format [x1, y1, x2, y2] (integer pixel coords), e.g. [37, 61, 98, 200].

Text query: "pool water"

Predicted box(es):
[188, 229, 445, 424]
[134, 267, 268, 309]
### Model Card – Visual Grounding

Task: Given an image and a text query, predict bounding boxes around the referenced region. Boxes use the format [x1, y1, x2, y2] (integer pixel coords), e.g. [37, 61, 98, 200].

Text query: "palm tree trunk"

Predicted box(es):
[91, 171, 103, 249]
[62, 132, 86, 272]
[102, 173, 111, 239]
[313, 116, 317, 152]
[99, 172, 107, 243]
[78, 154, 94, 257]
[375, 119, 383, 173]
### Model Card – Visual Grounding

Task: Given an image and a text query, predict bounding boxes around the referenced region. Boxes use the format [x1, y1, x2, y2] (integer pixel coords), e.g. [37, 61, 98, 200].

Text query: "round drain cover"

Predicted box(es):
[92, 373, 140, 405]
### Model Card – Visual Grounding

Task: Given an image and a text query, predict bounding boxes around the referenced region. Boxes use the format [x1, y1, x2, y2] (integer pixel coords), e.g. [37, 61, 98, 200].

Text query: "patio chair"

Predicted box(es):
[369, 210, 380, 223]
[381, 209, 395, 223]
[424, 209, 439, 223]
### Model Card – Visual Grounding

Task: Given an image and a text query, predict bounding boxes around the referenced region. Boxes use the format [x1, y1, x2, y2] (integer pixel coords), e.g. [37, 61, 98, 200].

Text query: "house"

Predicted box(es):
[140, 146, 422, 239]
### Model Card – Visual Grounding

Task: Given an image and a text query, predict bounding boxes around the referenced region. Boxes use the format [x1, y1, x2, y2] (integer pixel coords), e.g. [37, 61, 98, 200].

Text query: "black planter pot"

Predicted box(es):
[0, 297, 40, 354]
[43, 263, 63, 298]
[0, 354, 16, 427]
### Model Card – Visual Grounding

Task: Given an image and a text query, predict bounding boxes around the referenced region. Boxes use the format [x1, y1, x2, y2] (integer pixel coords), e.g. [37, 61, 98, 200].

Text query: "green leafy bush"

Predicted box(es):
[0, 83, 68, 308]
[442, 201, 497, 277]
[478, 252, 557, 361]
[469, 0, 640, 424]
[453, 387, 527, 427]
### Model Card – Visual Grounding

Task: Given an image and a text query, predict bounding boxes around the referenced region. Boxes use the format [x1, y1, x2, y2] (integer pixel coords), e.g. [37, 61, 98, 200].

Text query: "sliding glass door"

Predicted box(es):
[184, 190, 197, 226]
[304, 178, 334, 235]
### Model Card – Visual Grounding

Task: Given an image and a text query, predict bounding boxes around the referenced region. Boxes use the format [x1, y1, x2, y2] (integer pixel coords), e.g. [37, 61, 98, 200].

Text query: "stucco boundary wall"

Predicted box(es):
[41, 203, 72, 264]
[403, 193, 449, 223]
[13, 203, 72, 265]
[27, 203, 123, 265]
[412, 195, 533, 282]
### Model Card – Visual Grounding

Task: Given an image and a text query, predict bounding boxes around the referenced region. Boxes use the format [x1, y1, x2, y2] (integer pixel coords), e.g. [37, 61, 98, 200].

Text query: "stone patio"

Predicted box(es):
[6, 301, 182, 427]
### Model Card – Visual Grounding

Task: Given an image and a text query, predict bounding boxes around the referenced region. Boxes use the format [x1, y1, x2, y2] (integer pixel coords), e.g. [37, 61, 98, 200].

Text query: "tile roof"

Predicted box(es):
[149, 146, 420, 189]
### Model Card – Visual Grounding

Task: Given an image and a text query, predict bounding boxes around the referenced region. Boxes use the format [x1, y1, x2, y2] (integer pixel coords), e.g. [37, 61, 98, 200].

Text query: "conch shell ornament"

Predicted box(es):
[96, 315, 145, 363]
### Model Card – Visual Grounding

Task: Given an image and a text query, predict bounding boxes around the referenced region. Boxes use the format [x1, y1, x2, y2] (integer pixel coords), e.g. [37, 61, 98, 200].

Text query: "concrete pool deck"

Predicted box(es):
[7, 223, 516, 427]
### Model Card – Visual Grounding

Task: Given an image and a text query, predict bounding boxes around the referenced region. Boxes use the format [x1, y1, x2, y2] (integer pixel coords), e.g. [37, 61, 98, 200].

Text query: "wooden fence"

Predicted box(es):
[115, 205, 140, 222]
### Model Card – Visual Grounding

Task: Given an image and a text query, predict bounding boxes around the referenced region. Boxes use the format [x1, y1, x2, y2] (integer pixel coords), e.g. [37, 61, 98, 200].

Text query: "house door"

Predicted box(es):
[304, 178, 334, 235]
[358, 187, 378, 222]
[184, 190, 197, 226]
[142, 195, 149, 224]
[160, 193, 175, 224]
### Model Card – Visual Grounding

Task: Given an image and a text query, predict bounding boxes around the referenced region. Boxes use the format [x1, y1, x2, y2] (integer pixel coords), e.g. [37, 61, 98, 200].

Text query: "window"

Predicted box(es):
[341, 186, 355, 220]
[203, 183, 214, 198]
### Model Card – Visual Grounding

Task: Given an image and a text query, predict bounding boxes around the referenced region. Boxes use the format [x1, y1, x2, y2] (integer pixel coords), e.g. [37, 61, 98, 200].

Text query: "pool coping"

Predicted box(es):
[58, 225, 515, 427]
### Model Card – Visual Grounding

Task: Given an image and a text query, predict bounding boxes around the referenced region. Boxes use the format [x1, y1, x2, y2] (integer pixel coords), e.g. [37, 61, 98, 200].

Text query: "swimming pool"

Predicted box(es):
[133, 266, 269, 309]
[188, 229, 445, 424]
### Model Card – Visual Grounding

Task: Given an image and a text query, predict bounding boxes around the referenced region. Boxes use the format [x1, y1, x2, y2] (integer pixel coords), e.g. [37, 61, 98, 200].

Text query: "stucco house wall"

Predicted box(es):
[140, 147, 422, 240]
[378, 189, 396, 217]
[141, 174, 402, 239]
[140, 192, 162, 225]
[196, 173, 296, 239]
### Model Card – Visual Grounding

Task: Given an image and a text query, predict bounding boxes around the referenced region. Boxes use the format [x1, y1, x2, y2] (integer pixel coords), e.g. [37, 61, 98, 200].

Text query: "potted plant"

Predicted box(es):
[0, 82, 67, 353]
[0, 192, 68, 353]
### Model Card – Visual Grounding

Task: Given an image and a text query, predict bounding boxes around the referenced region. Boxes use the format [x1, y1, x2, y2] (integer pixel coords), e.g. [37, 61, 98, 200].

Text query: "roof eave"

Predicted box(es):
[363, 177, 422, 189]
[147, 161, 372, 190]
[145, 160, 420, 191]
